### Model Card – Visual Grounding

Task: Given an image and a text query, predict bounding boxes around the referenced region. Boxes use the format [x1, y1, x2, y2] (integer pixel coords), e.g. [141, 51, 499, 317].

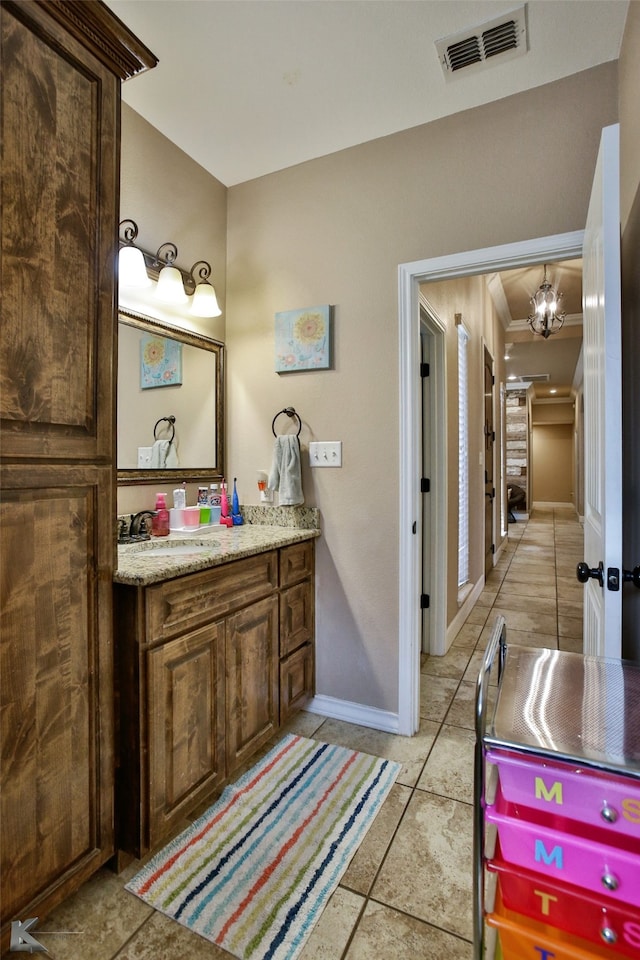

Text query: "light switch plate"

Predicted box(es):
[309, 441, 342, 467]
[138, 446, 153, 468]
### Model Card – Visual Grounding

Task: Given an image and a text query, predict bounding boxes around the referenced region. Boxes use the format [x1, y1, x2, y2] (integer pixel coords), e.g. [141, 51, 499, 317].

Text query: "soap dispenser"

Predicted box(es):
[151, 493, 170, 537]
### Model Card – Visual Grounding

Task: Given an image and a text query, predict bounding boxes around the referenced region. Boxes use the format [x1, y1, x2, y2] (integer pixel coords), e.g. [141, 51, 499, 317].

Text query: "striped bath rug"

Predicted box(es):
[126, 734, 400, 960]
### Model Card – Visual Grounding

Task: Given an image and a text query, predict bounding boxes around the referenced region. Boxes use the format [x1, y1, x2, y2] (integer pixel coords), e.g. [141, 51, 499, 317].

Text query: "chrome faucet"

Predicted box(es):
[129, 510, 156, 538]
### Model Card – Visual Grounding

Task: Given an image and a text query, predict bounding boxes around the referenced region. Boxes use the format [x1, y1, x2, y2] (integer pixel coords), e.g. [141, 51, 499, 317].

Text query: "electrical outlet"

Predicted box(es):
[309, 441, 342, 467]
[138, 446, 153, 468]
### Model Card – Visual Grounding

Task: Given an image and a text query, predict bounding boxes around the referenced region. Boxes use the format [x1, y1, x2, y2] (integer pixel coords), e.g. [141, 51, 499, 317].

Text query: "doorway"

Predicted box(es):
[397, 230, 585, 736]
[483, 345, 495, 579]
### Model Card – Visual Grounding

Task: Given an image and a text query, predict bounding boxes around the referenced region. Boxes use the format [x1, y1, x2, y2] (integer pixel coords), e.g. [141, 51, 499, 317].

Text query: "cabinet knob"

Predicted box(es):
[600, 927, 618, 945]
[601, 873, 619, 892]
[600, 804, 618, 824]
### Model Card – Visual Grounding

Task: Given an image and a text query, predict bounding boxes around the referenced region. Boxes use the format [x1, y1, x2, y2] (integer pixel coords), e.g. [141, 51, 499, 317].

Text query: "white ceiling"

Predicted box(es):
[106, 0, 628, 187]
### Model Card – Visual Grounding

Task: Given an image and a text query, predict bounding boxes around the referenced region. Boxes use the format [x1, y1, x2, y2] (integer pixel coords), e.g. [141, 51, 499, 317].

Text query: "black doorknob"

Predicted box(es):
[577, 561, 604, 586]
[623, 566, 640, 589]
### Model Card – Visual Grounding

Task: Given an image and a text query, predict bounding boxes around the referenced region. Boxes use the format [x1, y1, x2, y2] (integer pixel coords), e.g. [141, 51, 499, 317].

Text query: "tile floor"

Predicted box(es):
[28, 506, 583, 960]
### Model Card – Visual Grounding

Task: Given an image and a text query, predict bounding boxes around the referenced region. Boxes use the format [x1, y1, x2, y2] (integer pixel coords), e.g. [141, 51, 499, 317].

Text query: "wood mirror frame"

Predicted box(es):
[117, 309, 224, 484]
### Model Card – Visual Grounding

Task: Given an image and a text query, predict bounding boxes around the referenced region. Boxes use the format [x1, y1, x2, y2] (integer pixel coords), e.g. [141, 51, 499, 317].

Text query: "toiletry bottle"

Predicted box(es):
[152, 493, 170, 537]
[208, 483, 220, 507]
[173, 485, 186, 509]
[219, 479, 233, 526]
[197, 485, 209, 505]
[232, 477, 243, 525]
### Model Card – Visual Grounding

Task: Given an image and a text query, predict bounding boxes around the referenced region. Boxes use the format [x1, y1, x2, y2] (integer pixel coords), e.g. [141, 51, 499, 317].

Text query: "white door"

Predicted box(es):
[580, 123, 623, 658]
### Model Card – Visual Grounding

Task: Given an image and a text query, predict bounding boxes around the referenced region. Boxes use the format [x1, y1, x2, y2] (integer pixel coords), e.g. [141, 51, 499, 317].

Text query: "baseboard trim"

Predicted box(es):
[305, 694, 400, 734]
[446, 575, 484, 649]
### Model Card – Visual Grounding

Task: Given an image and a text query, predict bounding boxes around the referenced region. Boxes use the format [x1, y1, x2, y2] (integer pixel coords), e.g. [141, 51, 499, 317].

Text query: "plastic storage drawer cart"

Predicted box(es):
[474, 617, 640, 960]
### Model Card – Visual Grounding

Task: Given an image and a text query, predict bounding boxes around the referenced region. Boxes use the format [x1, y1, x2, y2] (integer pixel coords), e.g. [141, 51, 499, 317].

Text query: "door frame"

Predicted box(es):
[397, 230, 584, 736]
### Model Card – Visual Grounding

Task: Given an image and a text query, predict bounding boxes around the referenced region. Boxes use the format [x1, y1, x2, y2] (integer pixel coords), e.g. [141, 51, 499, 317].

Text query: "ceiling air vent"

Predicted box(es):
[436, 5, 528, 81]
[515, 374, 550, 384]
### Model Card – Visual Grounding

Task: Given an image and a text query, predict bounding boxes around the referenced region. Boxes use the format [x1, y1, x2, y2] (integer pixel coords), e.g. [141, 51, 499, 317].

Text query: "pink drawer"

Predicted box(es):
[487, 748, 640, 840]
[488, 840, 640, 958]
[487, 888, 630, 960]
[486, 787, 640, 908]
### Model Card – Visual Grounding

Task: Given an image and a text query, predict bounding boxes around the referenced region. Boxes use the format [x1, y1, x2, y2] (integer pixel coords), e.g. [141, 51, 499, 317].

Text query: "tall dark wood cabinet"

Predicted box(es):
[0, 1, 155, 945]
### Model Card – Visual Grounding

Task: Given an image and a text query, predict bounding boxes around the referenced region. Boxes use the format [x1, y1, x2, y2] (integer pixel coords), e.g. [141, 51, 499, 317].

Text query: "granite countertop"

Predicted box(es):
[115, 514, 320, 587]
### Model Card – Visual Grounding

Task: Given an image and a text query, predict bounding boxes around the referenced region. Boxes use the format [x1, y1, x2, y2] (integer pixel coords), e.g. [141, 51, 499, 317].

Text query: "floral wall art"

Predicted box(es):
[274, 304, 332, 372]
[140, 334, 183, 389]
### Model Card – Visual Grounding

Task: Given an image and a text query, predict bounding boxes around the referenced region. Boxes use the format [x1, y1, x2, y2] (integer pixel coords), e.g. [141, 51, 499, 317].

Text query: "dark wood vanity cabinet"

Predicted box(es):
[0, 1, 155, 942]
[114, 542, 315, 862]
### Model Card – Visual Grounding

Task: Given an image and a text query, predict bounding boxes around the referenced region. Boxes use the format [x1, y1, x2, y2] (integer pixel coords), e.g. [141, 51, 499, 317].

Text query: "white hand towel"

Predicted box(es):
[150, 439, 171, 468]
[165, 441, 179, 468]
[268, 435, 304, 505]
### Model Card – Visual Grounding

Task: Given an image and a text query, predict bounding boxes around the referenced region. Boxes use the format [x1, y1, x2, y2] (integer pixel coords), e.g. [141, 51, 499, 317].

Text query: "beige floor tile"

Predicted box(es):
[556, 577, 584, 601]
[371, 792, 473, 940]
[416, 723, 475, 804]
[345, 901, 472, 960]
[312, 717, 439, 788]
[421, 646, 472, 680]
[489, 607, 558, 637]
[300, 887, 365, 960]
[420, 674, 459, 722]
[445, 679, 496, 732]
[558, 614, 583, 638]
[501, 571, 557, 598]
[501, 628, 558, 650]
[35, 868, 152, 960]
[493, 593, 557, 617]
[113, 910, 230, 959]
[465, 606, 490, 626]
[341, 783, 412, 896]
[452, 622, 484, 648]
[558, 599, 583, 618]
[559, 635, 584, 653]
[462, 648, 500, 686]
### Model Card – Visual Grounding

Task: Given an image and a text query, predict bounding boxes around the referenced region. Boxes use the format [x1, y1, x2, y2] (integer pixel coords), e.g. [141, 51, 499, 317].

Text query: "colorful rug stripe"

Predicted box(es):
[126, 734, 400, 960]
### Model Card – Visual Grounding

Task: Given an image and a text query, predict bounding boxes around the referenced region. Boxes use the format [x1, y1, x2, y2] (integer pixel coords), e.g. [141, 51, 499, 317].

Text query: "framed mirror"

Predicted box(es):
[117, 309, 224, 484]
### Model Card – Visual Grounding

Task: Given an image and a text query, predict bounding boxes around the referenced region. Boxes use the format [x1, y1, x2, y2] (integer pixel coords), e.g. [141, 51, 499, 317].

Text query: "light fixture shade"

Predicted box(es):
[156, 264, 188, 304]
[190, 281, 222, 318]
[119, 244, 152, 287]
[528, 265, 565, 339]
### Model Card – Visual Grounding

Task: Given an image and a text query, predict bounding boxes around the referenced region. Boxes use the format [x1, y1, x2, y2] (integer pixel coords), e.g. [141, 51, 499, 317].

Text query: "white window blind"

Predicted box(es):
[458, 325, 470, 588]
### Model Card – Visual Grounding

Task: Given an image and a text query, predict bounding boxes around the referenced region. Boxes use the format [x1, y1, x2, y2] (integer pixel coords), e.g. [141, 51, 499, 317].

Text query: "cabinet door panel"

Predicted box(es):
[280, 580, 314, 658]
[147, 623, 225, 848]
[0, 466, 114, 919]
[0, 2, 117, 460]
[280, 644, 314, 725]
[226, 596, 279, 774]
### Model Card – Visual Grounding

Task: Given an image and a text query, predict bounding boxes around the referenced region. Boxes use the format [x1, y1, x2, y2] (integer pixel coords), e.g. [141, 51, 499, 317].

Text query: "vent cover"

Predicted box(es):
[514, 373, 550, 384]
[436, 5, 528, 80]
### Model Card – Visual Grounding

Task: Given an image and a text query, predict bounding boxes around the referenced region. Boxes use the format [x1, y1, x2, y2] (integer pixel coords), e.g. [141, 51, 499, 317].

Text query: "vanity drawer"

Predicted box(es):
[486, 788, 640, 908]
[487, 889, 625, 960]
[487, 748, 640, 839]
[145, 552, 278, 644]
[279, 540, 314, 588]
[488, 841, 640, 958]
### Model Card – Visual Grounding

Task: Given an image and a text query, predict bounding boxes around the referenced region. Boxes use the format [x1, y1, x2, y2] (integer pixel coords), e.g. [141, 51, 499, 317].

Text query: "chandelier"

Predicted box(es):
[528, 264, 565, 339]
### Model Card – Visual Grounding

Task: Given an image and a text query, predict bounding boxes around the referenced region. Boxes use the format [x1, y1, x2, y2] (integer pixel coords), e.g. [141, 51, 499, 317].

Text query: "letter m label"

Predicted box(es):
[534, 839, 563, 869]
[535, 777, 563, 804]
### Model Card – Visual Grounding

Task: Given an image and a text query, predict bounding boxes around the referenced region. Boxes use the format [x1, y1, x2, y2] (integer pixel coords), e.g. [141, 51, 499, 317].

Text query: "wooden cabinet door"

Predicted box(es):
[280, 644, 315, 725]
[226, 596, 279, 774]
[0, 464, 114, 922]
[147, 623, 226, 849]
[280, 580, 314, 658]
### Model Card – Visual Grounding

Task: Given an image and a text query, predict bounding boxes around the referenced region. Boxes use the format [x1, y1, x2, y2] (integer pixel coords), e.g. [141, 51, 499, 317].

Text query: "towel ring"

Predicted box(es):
[154, 415, 176, 443]
[271, 407, 302, 438]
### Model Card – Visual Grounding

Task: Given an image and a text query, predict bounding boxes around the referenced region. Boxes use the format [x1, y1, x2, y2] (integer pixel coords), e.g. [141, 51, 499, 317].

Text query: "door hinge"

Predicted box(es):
[420, 362, 430, 378]
[421, 477, 430, 493]
[492, 374, 495, 385]
[420, 593, 430, 609]
[491, 543, 495, 555]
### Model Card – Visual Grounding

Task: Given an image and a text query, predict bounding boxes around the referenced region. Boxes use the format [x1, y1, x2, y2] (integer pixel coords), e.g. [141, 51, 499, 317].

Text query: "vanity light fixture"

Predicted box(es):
[528, 264, 566, 339]
[154, 242, 188, 304]
[118, 219, 152, 288]
[189, 261, 222, 318]
[118, 219, 222, 317]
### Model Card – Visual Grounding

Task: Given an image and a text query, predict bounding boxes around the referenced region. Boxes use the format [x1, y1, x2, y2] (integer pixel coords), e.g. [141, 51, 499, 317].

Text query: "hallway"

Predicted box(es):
[33, 507, 583, 960]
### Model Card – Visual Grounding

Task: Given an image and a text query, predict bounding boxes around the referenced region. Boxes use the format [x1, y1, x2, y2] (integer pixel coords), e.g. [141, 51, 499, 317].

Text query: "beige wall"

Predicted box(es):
[619, 1, 640, 232]
[225, 65, 617, 713]
[532, 424, 574, 504]
[117, 105, 227, 516]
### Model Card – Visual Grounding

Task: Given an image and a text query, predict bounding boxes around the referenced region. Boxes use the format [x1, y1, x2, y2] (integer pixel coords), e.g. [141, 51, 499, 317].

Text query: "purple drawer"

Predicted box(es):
[487, 748, 640, 840]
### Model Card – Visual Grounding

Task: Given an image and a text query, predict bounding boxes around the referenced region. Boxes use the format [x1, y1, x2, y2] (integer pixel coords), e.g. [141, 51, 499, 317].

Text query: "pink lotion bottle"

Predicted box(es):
[152, 492, 170, 537]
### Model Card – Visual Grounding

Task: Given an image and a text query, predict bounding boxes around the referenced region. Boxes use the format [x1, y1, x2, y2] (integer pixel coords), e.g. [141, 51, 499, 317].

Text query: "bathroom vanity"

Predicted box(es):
[114, 525, 317, 862]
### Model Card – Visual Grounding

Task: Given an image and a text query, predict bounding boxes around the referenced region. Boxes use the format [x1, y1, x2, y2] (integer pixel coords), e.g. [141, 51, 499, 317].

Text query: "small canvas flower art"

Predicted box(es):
[140, 334, 182, 389]
[275, 304, 332, 372]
